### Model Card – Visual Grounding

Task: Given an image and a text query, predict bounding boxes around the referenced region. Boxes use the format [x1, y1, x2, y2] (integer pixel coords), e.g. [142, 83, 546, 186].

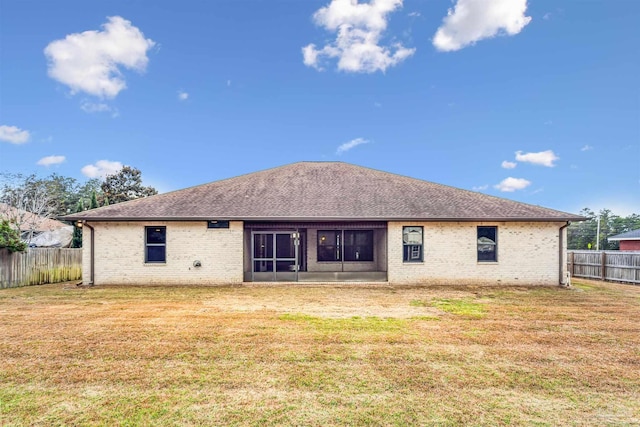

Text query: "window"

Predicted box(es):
[318, 230, 340, 261]
[403, 226, 423, 262]
[208, 220, 229, 229]
[477, 226, 497, 262]
[317, 230, 374, 262]
[145, 226, 166, 263]
[344, 230, 373, 261]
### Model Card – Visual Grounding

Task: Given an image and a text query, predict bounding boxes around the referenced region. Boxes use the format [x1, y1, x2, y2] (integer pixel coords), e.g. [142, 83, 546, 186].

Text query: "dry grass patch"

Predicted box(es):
[0, 280, 638, 426]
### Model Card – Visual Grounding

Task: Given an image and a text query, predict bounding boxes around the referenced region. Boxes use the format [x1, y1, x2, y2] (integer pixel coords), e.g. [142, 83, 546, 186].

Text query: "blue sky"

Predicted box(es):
[1, 0, 638, 215]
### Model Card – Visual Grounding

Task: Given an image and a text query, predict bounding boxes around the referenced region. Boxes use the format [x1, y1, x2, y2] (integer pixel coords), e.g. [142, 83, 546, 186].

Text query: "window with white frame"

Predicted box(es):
[403, 226, 423, 262]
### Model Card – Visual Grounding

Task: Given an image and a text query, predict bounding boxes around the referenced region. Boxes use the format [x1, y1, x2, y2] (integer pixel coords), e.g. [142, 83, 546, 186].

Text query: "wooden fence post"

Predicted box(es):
[569, 251, 574, 277]
[601, 251, 606, 281]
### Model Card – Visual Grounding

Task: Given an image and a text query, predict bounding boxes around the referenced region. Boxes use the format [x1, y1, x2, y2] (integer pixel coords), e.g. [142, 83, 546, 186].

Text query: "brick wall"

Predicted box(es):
[387, 221, 567, 285]
[82, 220, 567, 285]
[82, 221, 243, 285]
[620, 240, 640, 251]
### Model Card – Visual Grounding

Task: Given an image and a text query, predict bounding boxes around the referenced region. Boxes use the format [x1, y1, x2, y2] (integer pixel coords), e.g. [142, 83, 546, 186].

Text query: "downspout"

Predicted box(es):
[559, 222, 570, 286]
[83, 221, 95, 286]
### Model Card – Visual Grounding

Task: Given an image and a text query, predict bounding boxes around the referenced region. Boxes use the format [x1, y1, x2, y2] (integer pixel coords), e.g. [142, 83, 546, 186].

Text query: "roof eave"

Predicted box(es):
[61, 215, 586, 223]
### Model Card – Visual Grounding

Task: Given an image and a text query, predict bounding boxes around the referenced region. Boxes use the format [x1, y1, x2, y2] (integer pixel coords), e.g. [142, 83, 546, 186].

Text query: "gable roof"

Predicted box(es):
[63, 162, 584, 222]
[608, 229, 640, 241]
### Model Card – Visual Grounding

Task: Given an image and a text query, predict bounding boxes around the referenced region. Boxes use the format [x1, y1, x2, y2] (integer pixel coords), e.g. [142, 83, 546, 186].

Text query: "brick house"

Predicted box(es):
[63, 162, 584, 286]
[608, 229, 640, 251]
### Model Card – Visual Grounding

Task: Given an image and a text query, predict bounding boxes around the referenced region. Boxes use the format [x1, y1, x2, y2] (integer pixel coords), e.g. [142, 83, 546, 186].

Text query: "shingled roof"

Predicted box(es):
[63, 162, 584, 222]
[0, 203, 69, 231]
[608, 229, 640, 241]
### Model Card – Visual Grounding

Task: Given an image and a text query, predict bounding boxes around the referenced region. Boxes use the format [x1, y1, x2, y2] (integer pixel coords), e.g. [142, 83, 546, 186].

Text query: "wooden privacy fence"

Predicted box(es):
[567, 251, 640, 285]
[0, 248, 82, 289]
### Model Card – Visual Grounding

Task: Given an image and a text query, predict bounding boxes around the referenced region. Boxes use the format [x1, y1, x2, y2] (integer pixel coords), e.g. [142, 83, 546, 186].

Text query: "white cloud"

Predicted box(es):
[44, 16, 155, 98]
[37, 155, 66, 166]
[80, 101, 119, 118]
[336, 137, 370, 155]
[581, 145, 593, 151]
[515, 150, 559, 167]
[473, 184, 488, 191]
[302, 0, 415, 73]
[433, 0, 531, 52]
[227, 80, 232, 87]
[501, 160, 517, 169]
[408, 11, 421, 17]
[0, 125, 30, 144]
[81, 101, 111, 113]
[178, 91, 189, 101]
[494, 177, 531, 192]
[81, 160, 123, 179]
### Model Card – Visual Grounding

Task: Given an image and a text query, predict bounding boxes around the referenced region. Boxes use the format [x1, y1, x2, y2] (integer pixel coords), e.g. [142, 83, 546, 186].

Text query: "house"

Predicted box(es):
[608, 229, 640, 251]
[0, 202, 73, 247]
[63, 162, 584, 286]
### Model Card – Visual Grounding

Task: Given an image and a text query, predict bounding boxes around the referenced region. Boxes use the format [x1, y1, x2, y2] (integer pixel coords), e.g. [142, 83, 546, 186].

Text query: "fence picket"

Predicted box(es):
[568, 251, 640, 285]
[0, 248, 82, 289]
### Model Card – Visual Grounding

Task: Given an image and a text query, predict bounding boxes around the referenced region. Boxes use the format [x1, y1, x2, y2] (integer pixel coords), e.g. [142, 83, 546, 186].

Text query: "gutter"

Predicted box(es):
[61, 215, 587, 223]
[559, 222, 570, 286]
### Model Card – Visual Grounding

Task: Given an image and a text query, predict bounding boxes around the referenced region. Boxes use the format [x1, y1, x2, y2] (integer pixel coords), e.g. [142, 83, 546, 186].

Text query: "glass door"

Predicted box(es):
[252, 233, 274, 281]
[275, 233, 297, 281]
[252, 231, 300, 281]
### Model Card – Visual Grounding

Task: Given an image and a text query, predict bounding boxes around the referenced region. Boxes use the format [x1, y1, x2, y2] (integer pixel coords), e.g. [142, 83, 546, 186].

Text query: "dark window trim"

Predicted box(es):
[317, 229, 374, 262]
[344, 230, 373, 262]
[317, 230, 341, 262]
[477, 226, 498, 263]
[145, 226, 167, 264]
[403, 226, 424, 263]
[208, 220, 230, 229]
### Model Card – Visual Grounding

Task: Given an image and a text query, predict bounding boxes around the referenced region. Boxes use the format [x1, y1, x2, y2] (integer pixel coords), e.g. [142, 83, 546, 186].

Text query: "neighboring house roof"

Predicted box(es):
[63, 162, 585, 222]
[608, 229, 640, 241]
[0, 202, 68, 232]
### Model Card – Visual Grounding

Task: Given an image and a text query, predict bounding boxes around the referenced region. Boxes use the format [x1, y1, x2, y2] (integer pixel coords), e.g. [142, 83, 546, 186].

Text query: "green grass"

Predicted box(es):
[279, 313, 409, 332]
[572, 282, 596, 291]
[432, 298, 487, 318]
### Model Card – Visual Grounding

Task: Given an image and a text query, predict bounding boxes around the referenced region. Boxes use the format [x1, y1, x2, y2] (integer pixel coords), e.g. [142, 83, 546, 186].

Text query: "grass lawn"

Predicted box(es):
[1, 280, 638, 426]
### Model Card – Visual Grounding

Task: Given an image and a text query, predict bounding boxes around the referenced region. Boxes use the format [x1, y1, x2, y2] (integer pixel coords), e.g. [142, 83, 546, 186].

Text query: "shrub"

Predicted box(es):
[0, 220, 27, 253]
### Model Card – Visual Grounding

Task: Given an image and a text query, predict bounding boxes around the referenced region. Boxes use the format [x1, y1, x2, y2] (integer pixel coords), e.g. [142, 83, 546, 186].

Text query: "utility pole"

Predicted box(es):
[596, 215, 601, 251]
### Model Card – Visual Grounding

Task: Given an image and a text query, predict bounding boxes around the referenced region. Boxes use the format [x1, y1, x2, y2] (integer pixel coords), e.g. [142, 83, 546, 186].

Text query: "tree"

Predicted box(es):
[0, 173, 56, 245]
[40, 173, 80, 216]
[0, 220, 27, 253]
[71, 200, 83, 248]
[101, 166, 157, 205]
[568, 208, 640, 250]
[77, 178, 103, 209]
[90, 191, 99, 209]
